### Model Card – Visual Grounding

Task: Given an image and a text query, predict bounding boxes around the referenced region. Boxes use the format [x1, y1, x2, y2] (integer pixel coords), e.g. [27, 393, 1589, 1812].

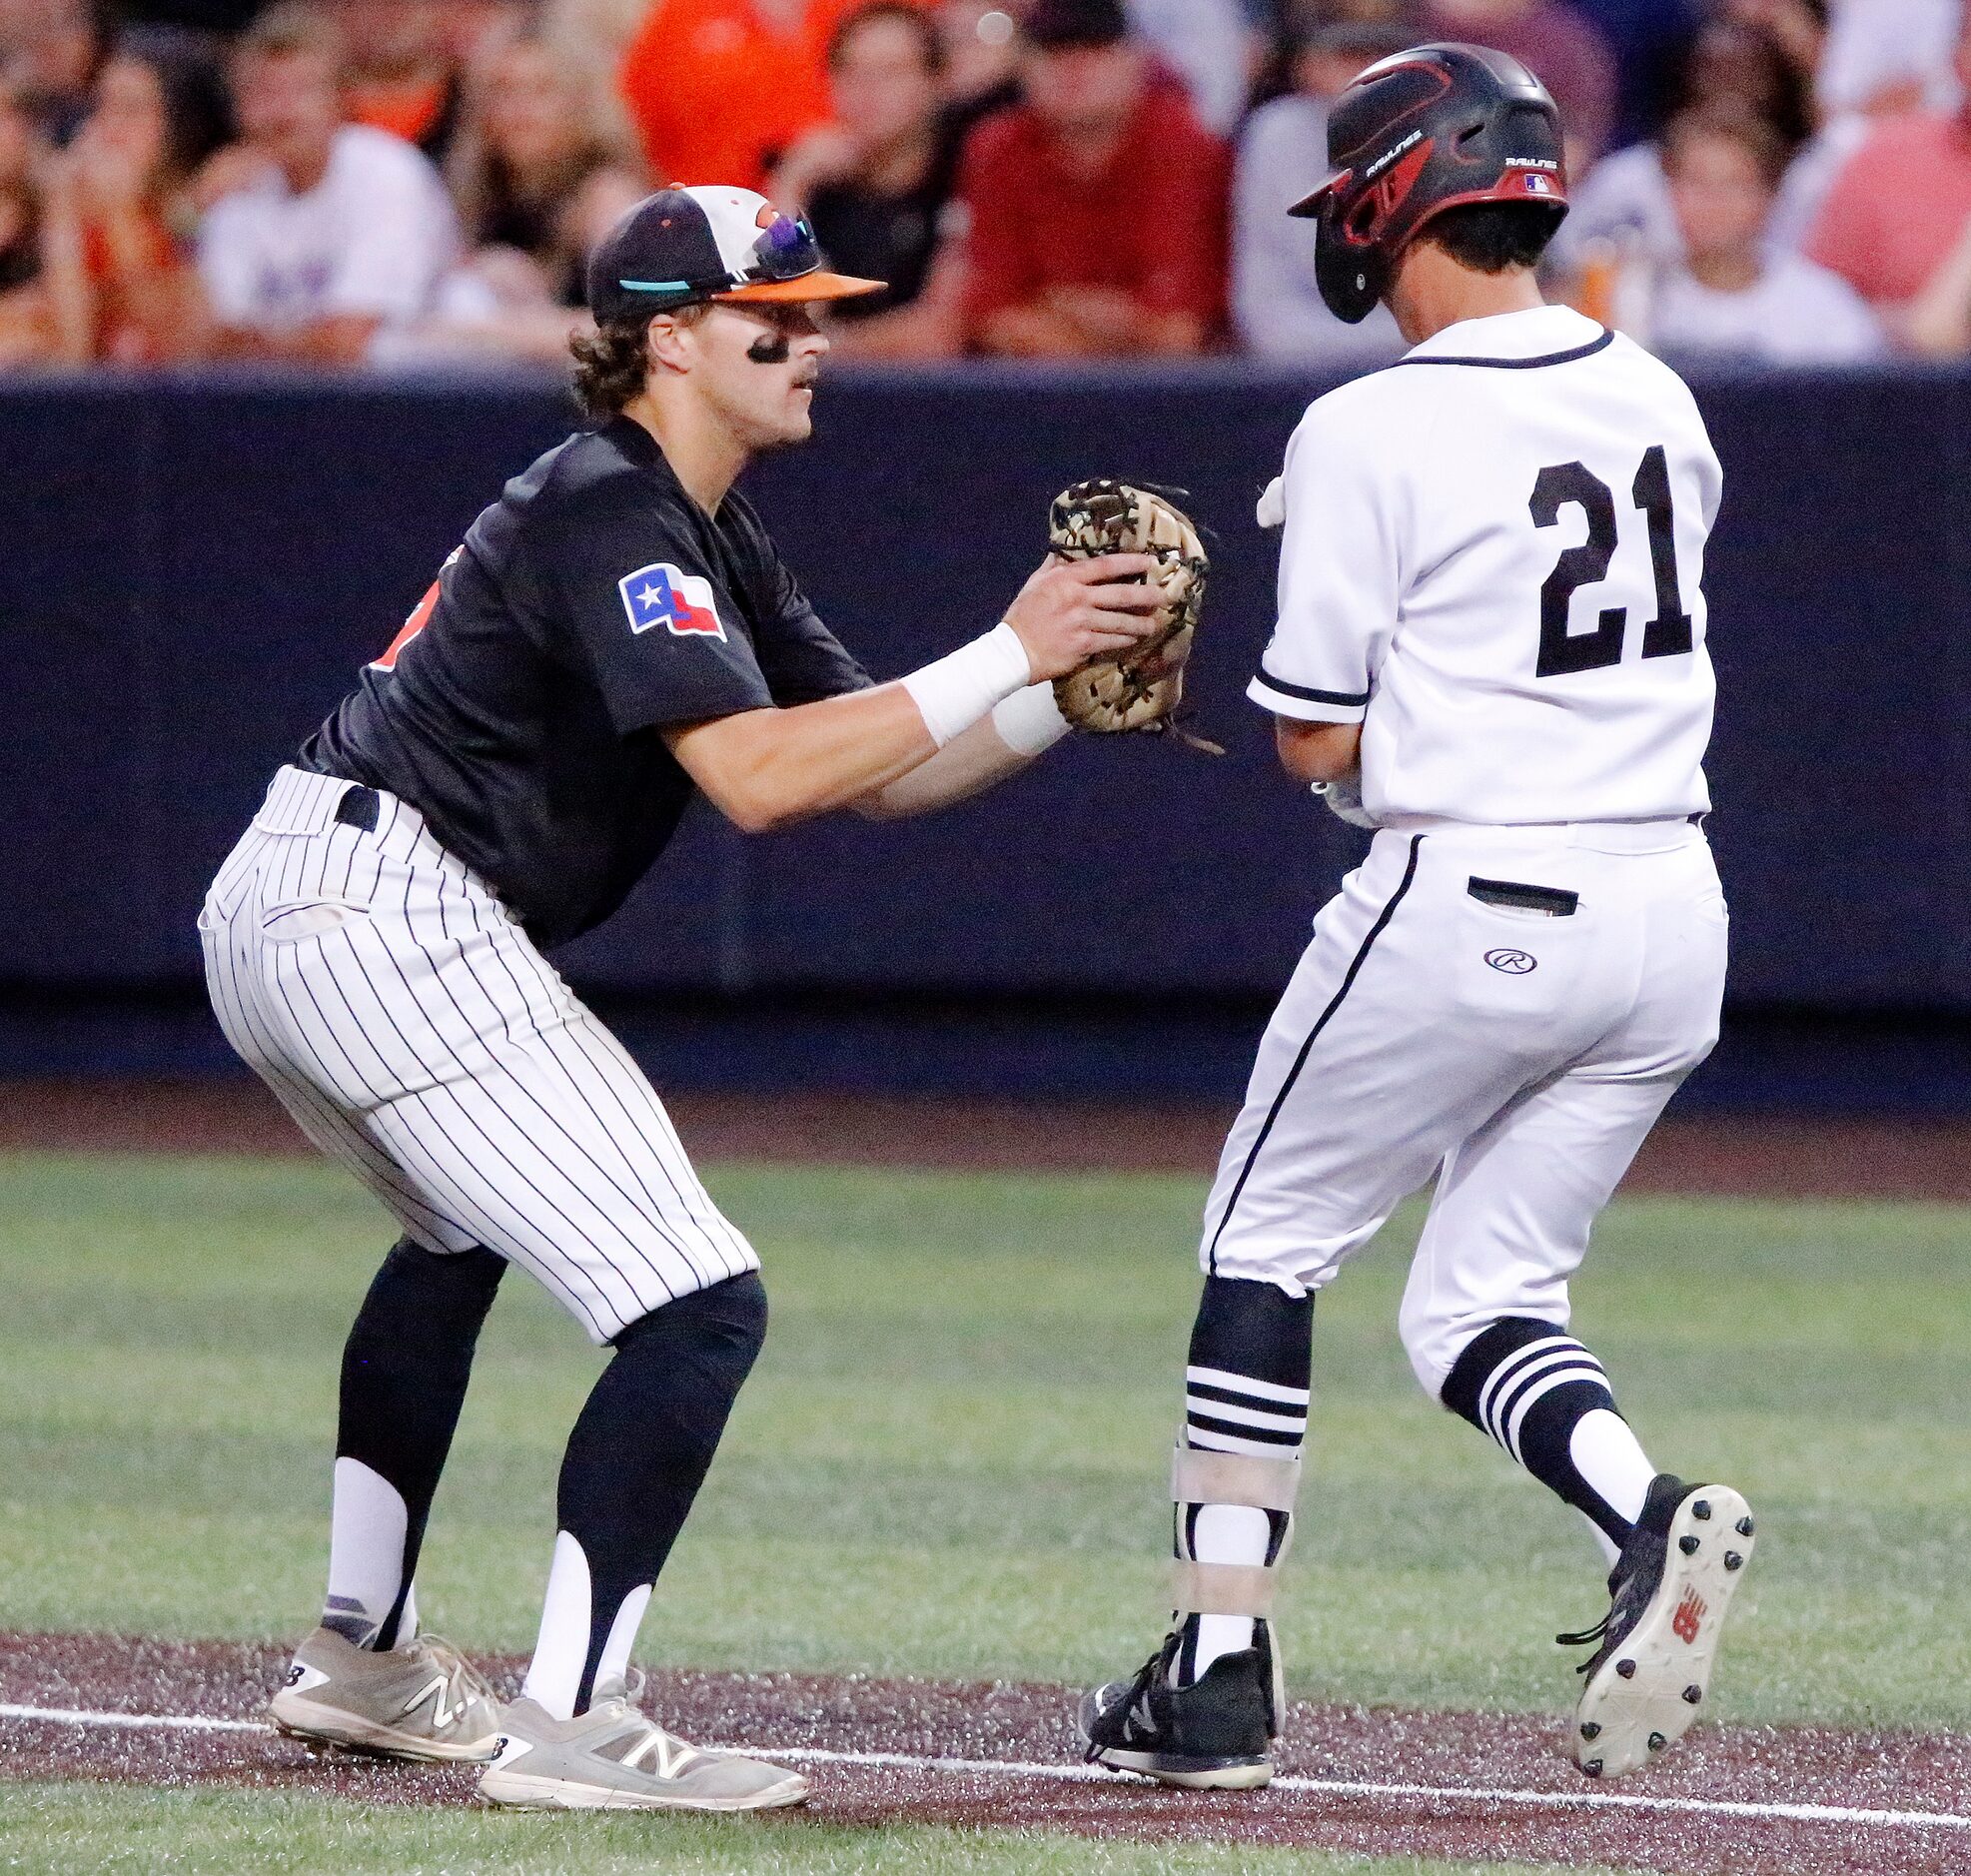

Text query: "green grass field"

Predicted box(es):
[2, 1149, 1968, 1872]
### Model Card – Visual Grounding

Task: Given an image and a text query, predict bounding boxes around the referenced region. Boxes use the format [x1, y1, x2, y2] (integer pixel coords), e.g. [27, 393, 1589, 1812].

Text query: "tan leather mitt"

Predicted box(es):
[1048, 479, 1220, 752]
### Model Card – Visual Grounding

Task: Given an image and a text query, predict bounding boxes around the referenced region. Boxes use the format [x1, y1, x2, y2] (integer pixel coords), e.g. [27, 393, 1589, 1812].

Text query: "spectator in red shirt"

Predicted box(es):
[957, 0, 1228, 357]
[1806, 11, 1971, 337]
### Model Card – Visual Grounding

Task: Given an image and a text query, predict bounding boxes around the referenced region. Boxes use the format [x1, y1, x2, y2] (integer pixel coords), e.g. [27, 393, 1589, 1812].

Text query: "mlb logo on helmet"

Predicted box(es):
[619, 562, 726, 640]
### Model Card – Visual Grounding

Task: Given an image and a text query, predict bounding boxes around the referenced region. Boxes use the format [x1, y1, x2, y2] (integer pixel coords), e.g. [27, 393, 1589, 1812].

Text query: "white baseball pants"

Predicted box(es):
[1202, 820, 1728, 1394]
[199, 767, 757, 1342]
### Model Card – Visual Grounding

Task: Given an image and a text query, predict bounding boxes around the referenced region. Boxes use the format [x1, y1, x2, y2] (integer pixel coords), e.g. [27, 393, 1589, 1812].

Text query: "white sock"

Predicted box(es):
[391, 1583, 420, 1651]
[594, 1584, 652, 1697]
[1189, 1502, 1271, 1677]
[324, 1457, 410, 1648]
[521, 1530, 592, 1721]
[1570, 1408, 1656, 1568]
[520, 1532, 657, 1718]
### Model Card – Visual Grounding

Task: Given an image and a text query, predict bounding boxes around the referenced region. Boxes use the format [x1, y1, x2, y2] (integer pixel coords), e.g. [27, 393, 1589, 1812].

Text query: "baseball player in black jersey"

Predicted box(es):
[200, 183, 1165, 1811]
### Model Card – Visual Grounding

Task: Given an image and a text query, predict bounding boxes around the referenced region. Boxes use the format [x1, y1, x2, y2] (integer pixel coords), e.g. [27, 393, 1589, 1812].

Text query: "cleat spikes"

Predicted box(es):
[1569, 1481, 1752, 1780]
[1735, 1516, 1754, 1536]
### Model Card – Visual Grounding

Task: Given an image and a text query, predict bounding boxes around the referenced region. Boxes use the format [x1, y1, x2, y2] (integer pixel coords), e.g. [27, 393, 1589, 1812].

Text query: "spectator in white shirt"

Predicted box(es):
[198, 2, 460, 366]
[1232, 18, 1410, 367]
[1816, 0, 1962, 119]
[1125, 0, 1256, 137]
[1641, 108, 1882, 364]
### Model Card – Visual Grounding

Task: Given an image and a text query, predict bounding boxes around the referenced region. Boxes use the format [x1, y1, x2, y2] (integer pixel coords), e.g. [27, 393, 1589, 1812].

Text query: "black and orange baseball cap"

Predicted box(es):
[587, 185, 886, 322]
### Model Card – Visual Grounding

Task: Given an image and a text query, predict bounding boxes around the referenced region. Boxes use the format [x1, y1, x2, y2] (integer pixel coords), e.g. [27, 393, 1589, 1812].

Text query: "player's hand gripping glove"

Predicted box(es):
[1047, 479, 1222, 753]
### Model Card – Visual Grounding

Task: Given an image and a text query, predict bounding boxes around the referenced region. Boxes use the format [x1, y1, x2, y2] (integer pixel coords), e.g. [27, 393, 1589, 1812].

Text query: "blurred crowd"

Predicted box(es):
[2, 0, 1969, 373]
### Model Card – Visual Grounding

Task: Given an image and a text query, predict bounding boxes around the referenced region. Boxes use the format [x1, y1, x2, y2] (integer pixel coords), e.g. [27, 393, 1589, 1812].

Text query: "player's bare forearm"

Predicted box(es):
[1274, 717, 1362, 784]
[668, 556, 1154, 831]
[854, 715, 1036, 818]
[664, 684, 939, 833]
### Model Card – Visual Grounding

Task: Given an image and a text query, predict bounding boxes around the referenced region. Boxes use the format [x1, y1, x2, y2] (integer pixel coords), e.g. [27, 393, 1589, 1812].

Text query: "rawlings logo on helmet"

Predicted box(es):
[1362, 127, 1426, 181]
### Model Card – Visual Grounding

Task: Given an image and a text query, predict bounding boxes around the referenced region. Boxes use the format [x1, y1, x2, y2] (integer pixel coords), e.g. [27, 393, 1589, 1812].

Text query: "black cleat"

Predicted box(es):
[1557, 1473, 1756, 1779]
[1078, 1624, 1277, 1791]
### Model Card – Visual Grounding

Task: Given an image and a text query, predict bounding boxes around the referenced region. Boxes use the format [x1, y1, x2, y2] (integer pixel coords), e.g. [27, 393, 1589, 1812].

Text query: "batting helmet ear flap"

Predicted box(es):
[1292, 168, 1388, 326]
[1316, 189, 1395, 325]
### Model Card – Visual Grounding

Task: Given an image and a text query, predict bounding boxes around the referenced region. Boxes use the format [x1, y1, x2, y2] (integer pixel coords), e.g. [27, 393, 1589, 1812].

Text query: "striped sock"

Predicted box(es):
[1174, 1277, 1312, 1685]
[1441, 1317, 1656, 1564]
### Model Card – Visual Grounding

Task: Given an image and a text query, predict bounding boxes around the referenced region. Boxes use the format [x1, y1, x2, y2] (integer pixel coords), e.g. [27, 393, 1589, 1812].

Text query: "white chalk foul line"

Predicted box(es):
[1, 1703, 265, 1735]
[4, 1702, 1968, 1834]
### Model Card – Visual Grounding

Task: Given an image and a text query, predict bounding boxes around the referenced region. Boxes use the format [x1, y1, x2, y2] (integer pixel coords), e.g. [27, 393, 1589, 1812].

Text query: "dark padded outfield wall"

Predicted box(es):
[2, 363, 1968, 1087]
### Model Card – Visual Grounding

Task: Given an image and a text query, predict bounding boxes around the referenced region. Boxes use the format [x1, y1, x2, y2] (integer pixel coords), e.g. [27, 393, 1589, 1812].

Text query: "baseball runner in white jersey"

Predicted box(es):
[1082, 44, 1755, 1791]
[201, 185, 1169, 1812]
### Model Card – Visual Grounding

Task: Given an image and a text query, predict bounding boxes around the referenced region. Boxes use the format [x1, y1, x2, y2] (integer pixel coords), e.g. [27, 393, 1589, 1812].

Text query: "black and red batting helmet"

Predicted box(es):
[1290, 42, 1568, 324]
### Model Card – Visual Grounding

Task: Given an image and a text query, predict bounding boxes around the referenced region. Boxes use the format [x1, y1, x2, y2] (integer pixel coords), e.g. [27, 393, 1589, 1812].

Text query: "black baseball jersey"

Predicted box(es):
[302, 417, 871, 946]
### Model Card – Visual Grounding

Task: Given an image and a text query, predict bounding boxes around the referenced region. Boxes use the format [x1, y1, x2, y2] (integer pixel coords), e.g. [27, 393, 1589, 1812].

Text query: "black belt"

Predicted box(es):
[333, 784, 381, 832]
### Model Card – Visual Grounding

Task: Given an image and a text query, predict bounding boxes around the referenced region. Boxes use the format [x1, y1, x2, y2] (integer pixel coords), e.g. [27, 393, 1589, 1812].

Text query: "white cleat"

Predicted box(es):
[268, 1626, 503, 1763]
[1564, 1475, 1756, 1779]
[478, 1678, 808, 1813]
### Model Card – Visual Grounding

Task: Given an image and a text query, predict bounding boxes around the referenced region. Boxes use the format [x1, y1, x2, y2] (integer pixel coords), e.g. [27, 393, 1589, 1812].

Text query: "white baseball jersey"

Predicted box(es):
[1250, 304, 1721, 828]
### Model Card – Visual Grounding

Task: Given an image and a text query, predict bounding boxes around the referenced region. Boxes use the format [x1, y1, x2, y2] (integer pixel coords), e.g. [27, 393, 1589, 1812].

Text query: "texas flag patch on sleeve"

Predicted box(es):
[619, 563, 727, 640]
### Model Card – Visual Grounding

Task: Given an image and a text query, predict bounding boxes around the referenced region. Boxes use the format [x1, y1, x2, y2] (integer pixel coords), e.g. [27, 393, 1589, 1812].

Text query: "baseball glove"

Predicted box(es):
[1048, 478, 1221, 752]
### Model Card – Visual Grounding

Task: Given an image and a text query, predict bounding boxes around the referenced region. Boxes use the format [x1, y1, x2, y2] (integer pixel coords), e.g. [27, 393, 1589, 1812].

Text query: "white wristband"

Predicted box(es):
[990, 682, 1070, 756]
[901, 621, 1032, 748]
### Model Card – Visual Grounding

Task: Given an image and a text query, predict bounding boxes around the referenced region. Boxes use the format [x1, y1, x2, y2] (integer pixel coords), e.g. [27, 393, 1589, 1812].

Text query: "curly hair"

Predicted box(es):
[569, 304, 711, 420]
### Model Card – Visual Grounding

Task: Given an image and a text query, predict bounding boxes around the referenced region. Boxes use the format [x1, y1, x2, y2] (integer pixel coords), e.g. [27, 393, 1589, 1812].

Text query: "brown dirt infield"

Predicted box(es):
[3, 1633, 1968, 1874]
[8, 1077, 1971, 1201]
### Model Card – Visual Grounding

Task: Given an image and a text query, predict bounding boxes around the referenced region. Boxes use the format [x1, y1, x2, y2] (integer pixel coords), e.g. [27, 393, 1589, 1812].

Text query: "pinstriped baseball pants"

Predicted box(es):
[199, 767, 757, 1342]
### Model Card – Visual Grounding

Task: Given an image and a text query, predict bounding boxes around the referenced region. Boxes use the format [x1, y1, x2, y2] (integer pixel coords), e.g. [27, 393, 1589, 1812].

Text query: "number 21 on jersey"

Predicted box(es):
[1530, 446, 1693, 678]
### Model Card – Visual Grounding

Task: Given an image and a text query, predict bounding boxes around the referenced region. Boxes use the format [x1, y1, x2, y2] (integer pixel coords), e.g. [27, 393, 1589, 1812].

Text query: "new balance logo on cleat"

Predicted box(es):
[403, 1675, 464, 1730]
[617, 1726, 703, 1779]
[1671, 1591, 1706, 1644]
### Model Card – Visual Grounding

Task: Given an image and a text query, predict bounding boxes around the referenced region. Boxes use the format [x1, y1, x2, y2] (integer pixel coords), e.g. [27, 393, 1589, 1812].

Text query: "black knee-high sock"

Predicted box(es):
[1183, 1275, 1315, 1449]
[332, 1238, 505, 1648]
[552, 1271, 767, 1714]
[1440, 1316, 1656, 1553]
[1175, 1276, 1314, 1683]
